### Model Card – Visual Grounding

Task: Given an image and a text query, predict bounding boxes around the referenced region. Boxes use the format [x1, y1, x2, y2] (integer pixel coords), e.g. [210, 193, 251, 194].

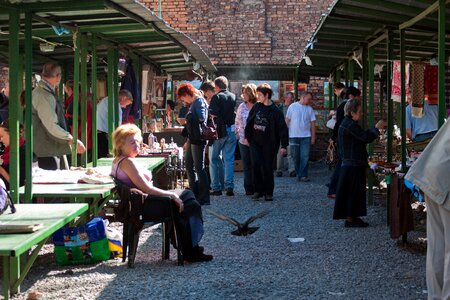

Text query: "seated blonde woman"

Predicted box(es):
[111, 123, 212, 262]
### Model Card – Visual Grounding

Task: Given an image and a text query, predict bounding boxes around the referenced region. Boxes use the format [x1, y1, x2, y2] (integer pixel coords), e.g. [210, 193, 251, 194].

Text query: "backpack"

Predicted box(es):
[0, 177, 16, 215]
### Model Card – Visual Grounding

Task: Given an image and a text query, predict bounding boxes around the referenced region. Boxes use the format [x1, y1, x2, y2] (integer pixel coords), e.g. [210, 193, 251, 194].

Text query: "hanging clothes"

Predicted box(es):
[424, 65, 438, 105]
[410, 63, 425, 117]
[121, 60, 142, 123]
[389, 173, 414, 239]
[392, 60, 410, 103]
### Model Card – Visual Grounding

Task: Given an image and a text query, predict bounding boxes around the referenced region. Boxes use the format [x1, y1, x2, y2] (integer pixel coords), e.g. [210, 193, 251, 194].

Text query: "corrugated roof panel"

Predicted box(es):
[299, 0, 450, 77]
[0, 0, 216, 75]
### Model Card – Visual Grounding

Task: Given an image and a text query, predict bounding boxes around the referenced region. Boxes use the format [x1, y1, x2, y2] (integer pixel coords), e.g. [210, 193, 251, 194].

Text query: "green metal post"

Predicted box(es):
[345, 60, 349, 87]
[348, 59, 354, 86]
[386, 31, 393, 162]
[368, 48, 375, 154]
[362, 45, 368, 129]
[171, 79, 175, 127]
[400, 29, 407, 172]
[107, 47, 115, 156]
[113, 50, 119, 129]
[80, 34, 88, 167]
[72, 30, 80, 167]
[132, 57, 142, 128]
[438, 0, 446, 127]
[294, 66, 299, 101]
[335, 69, 341, 109]
[328, 81, 333, 110]
[379, 81, 384, 117]
[368, 47, 375, 206]
[58, 75, 64, 101]
[91, 34, 98, 166]
[163, 79, 168, 129]
[24, 11, 33, 203]
[8, 8, 20, 204]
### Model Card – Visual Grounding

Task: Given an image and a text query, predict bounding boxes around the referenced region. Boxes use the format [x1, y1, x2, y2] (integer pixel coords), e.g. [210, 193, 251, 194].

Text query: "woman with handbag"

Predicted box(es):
[111, 123, 213, 262]
[177, 83, 211, 206]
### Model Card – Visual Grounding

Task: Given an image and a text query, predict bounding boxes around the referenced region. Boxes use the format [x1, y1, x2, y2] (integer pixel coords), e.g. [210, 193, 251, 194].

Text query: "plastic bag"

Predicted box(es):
[326, 116, 336, 130]
[106, 227, 123, 258]
[53, 217, 111, 265]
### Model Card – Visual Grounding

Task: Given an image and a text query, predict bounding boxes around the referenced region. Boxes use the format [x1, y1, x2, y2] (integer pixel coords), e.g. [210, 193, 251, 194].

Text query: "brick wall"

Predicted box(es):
[141, 0, 332, 65]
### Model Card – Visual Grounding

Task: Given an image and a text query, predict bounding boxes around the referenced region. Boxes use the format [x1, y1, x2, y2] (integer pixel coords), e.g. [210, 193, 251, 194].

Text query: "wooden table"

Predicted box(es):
[0, 203, 88, 299]
[18, 183, 115, 221]
[16, 157, 166, 221]
[96, 156, 166, 172]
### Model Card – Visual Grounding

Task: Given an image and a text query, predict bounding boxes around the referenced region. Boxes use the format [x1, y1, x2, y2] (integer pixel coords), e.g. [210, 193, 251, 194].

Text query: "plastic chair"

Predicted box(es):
[113, 181, 184, 268]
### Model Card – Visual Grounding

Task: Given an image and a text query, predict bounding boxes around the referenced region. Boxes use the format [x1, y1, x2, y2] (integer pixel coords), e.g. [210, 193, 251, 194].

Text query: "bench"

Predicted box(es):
[0, 203, 88, 300]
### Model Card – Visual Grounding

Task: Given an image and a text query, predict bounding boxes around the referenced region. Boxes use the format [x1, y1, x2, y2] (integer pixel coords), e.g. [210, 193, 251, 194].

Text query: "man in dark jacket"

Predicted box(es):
[209, 76, 237, 196]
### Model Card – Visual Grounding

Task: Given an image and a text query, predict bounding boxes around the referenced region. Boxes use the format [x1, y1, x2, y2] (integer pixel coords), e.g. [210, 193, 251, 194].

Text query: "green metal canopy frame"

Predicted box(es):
[0, 0, 216, 206]
[297, 0, 449, 205]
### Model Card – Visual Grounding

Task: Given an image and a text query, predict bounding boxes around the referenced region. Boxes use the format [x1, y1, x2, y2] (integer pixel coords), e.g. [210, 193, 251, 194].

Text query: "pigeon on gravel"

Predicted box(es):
[205, 209, 270, 236]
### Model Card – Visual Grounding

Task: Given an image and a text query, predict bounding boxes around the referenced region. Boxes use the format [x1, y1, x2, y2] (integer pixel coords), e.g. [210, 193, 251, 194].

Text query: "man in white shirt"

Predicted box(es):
[96, 89, 133, 158]
[285, 92, 316, 182]
[276, 91, 296, 177]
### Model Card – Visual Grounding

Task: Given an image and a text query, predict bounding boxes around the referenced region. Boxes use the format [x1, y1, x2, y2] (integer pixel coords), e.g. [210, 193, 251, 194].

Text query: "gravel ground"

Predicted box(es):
[3, 162, 427, 300]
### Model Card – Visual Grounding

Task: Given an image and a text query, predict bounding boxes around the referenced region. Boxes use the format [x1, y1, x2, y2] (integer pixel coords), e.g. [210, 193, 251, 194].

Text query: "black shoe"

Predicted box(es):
[275, 171, 282, 177]
[226, 188, 234, 196]
[289, 171, 296, 177]
[245, 191, 254, 196]
[185, 246, 213, 262]
[345, 218, 369, 228]
[252, 192, 262, 200]
[264, 195, 273, 201]
[210, 190, 222, 196]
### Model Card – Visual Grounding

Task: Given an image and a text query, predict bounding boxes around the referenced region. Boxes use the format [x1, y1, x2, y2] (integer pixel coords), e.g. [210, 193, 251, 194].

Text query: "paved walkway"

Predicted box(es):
[4, 162, 427, 299]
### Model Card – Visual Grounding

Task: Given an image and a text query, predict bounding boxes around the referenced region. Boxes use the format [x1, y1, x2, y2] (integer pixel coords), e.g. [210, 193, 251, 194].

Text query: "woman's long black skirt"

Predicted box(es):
[333, 165, 367, 219]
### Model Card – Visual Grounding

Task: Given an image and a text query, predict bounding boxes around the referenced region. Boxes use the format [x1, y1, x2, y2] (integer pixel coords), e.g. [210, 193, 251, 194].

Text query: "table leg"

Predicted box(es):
[3, 256, 10, 300]
[8, 256, 20, 296]
[12, 238, 48, 293]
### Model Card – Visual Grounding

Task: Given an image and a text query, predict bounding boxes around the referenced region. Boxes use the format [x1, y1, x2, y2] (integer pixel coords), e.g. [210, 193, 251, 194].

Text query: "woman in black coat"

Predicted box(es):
[245, 83, 288, 201]
[333, 99, 385, 227]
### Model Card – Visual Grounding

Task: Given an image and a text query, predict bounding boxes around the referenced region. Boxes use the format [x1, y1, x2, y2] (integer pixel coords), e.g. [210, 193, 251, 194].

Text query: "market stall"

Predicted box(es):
[296, 0, 450, 236]
[0, 1, 216, 298]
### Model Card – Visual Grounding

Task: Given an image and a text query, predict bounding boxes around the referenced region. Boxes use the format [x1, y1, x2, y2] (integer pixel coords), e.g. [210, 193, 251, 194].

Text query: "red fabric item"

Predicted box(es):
[425, 65, 438, 105]
[392, 60, 409, 102]
[1, 137, 25, 166]
[65, 94, 93, 149]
